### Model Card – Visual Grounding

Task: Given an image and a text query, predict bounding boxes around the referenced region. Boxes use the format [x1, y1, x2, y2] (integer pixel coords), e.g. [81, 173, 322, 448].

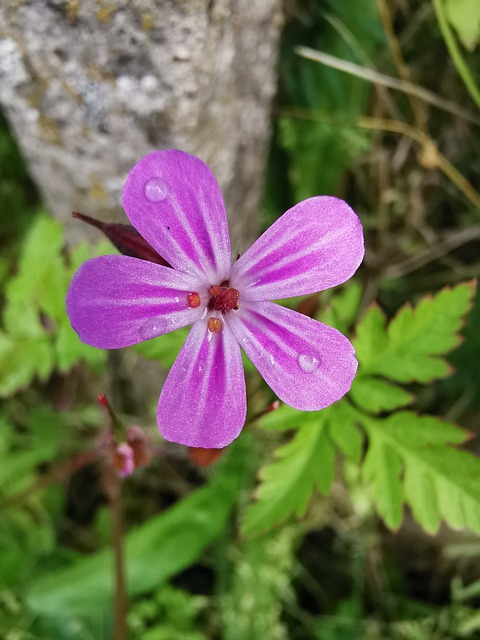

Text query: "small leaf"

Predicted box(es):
[350, 376, 413, 413]
[318, 280, 363, 333]
[55, 321, 106, 372]
[362, 434, 403, 529]
[0, 333, 54, 397]
[6, 216, 64, 315]
[354, 282, 476, 383]
[361, 412, 480, 534]
[327, 402, 363, 462]
[259, 404, 310, 431]
[243, 412, 335, 536]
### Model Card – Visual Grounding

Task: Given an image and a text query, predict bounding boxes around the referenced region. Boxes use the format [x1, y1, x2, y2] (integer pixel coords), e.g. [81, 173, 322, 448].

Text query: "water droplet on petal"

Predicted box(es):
[140, 317, 169, 340]
[297, 353, 320, 374]
[144, 177, 168, 202]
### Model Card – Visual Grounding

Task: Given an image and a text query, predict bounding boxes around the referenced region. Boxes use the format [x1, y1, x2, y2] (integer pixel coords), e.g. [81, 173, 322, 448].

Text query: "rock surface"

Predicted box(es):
[0, 0, 283, 248]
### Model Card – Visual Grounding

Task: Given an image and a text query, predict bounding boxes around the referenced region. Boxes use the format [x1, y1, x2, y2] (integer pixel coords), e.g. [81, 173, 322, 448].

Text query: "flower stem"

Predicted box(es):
[432, 0, 480, 109]
[110, 481, 128, 640]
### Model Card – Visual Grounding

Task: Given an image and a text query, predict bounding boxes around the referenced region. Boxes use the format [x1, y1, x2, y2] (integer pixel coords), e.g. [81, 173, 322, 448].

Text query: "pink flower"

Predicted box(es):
[67, 150, 364, 448]
[113, 442, 135, 477]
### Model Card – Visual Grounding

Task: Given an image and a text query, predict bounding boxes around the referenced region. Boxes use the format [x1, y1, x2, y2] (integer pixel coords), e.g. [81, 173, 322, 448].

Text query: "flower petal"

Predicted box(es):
[231, 197, 364, 300]
[66, 255, 204, 348]
[228, 301, 357, 410]
[122, 150, 231, 281]
[157, 320, 246, 448]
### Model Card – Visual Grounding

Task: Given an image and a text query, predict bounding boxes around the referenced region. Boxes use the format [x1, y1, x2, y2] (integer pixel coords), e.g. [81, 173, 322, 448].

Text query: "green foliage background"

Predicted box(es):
[1, 1, 480, 638]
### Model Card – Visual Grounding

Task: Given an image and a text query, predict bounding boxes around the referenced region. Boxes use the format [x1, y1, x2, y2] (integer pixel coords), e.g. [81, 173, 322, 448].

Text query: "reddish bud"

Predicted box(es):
[98, 393, 109, 408]
[188, 447, 225, 467]
[113, 442, 135, 477]
[268, 400, 281, 412]
[127, 426, 152, 468]
[297, 294, 320, 317]
[72, 211, 171, 267]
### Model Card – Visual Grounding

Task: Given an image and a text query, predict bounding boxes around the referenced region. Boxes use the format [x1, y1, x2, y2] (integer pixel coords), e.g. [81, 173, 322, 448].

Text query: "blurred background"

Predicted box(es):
[1, 0, 480, 638]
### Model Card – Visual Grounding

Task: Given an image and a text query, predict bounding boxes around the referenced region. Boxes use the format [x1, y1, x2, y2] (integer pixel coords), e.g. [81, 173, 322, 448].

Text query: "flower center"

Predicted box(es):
[187, 281, 240, 334]
[208, 282, 240, 315]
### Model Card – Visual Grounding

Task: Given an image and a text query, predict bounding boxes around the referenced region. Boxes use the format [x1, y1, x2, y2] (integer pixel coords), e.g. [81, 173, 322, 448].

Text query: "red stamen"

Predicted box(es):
[208, 317, 222, 333]
[208, 285, 240, 314]
[187, 292, 201, 308]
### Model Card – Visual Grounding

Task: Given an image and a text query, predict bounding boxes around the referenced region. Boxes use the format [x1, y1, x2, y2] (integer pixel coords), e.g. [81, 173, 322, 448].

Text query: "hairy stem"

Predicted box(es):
[110, 481, 128, 640]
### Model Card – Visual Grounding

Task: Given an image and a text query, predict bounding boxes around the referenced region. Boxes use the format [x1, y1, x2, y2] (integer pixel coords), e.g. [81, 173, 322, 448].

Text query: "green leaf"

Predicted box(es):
[317, 281, 363, 333]
[0, 407, 63, 494]
[0, 333, 54, 397]
[360, 412, 480, 534]
[243, 412, 335, 536]
[445, 0, 480, 51]
[26, 446, 246, 615]
[350, 376, 413, 414]
[354, 282, 476, 383]
[260, 404, 310, 431]
[249, 282, 476, 535]
[133, 327, 189, 368]
[362, 432, 403, 529]
[327, 402, 363, 463]
[55, 321, 105, 373]
[6, 215, 65, 320]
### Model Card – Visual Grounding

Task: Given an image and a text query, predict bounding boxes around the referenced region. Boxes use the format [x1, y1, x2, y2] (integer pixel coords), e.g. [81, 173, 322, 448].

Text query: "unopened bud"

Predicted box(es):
[127, 426, 152, 468]
[113, 442, 135, 477]
[188, 447, 225, 467]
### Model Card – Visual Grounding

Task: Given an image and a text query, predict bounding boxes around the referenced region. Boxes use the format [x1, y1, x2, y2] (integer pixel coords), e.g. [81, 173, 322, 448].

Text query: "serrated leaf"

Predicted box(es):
[260, 404, 312, 431]
[362, 435, 403, 529]
[318, 281, 363, 333]
[3, 302, 46, 338]
[6, 216, 64, 317]
[327, 402, 363, 462]
[361, 412, 480, 534]
[55, 321, 106, 372]
[354, 283, 475, 383]
[0, 333, 54, 397]
[243, 414, 335, 536]
[350, 376, 413, 413]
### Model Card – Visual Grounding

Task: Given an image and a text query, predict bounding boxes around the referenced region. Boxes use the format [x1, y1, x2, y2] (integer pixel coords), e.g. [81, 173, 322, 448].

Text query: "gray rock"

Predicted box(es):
[0, 0, 283, 249]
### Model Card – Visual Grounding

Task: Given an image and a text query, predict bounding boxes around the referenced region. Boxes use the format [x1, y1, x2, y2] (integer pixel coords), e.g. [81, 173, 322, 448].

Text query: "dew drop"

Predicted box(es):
[144, 177, 168, 202]
[139, 317, 169, 340]
[297, 353, 320, 374]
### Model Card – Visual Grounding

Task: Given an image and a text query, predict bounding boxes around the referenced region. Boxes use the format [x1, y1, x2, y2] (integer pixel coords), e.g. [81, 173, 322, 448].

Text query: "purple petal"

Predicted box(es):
[66, 255, 204, 349]
[122, 150, 231, 281]
[231, 197, 364, 300]
[157, 320, 246, 448]
[228, 301, 357, 410]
